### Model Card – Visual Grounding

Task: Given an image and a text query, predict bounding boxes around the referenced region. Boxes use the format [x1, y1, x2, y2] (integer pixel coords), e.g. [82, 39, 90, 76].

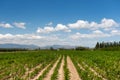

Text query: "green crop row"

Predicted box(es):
[51, 55, 63, 80]
[63, 55, 70, 80]
[0, 50, 59, 80]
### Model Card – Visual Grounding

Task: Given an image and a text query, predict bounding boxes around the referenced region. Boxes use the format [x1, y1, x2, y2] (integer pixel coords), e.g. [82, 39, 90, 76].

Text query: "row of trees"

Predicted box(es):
[0, 48, 28, 52]
[35, 46, 90, 51]
[95, 41, 120, 49]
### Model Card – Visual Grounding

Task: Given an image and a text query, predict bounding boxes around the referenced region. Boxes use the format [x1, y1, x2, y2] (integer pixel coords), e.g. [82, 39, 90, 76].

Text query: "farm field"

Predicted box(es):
[0, 50, 120, 80]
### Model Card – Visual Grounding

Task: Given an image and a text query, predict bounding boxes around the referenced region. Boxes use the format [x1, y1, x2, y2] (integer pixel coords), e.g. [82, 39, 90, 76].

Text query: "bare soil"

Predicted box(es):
[67, 56, 81, 80]
[31, 64, 51, 80]
[43, 57, 60, 80]
[78, 63, 85, 71]
[83, 62, 107, 80]
[22, 64, 41, 79]
[58, 57, 64, 80]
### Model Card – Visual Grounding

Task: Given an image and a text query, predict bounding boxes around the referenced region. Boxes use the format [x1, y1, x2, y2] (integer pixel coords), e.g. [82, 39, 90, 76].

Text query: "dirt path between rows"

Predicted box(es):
[22, 64, 41, 79]
[67, 56, 81, 80]
[78, 63, 85, 71]
[89, 67, 107, 80]
[43, 57, 60, 80]
[31, 63, 51, 80]
[83, 62, 107, 80]
[58, 57, 64, 80]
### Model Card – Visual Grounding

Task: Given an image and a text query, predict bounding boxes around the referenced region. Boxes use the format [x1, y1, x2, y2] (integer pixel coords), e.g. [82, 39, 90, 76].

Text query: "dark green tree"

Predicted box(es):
[95, 42, 100, 49]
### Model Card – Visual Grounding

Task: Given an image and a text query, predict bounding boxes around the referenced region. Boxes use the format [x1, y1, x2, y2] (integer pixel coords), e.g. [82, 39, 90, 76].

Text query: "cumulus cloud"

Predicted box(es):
[37, 27, 55, 33]
[100, 18, 118, 28]
[68, 18, 119, 30]
[36, 18, 119, 34]
[0, 33, 14, 38]
[1, 29, 120, 47]
[111, 30, 120, 35]
[0, 33, 65, 46]
[0, 33, 43, 39]
[0, 22, 27, 29]
[13, 22, 26, 29]
[0, 23, 12, 28]
[37, 24, 71, 33]
[0, 33, 96, 47]
[70, 30, 110, 40]
[55, 24, 71, 32]
[47, 22, 53, 26]
[92, 30, 103, 34]
[1, 18, 120, 47]
[68, 20, 89, 29]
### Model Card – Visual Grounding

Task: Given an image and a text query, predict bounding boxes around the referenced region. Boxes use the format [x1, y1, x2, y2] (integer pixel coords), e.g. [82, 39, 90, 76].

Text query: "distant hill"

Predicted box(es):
[0, 43, 39, 49]
[0, 44, 82, 50]
[41, 45, 75, 49]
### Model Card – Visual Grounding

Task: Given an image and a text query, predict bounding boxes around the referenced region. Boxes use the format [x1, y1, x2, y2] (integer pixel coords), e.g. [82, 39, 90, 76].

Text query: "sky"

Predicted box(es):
[0, 0, 120, 47]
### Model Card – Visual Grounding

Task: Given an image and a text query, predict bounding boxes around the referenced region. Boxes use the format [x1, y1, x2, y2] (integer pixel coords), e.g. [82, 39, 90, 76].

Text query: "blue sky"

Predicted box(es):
[0, 0, 120, 47]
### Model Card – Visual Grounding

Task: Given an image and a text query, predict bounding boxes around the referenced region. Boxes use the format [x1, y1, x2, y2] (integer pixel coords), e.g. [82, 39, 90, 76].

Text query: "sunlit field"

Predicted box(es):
[0, 50, 120, 80]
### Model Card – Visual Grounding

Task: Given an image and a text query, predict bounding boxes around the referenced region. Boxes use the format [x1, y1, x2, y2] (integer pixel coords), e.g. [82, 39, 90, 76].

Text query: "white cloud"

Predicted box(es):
[100, 18, 118, 28]
[37, 24, 71, 33]
[55, 24, 71, 32]
[111, 30, 119, 33]
[110, 30, 120, 35]
[0, 33, 14, 38]
[0, 33, 45, 46]
[37, 18, 119, 34]
[0, 18, 120, 47]
[13, 22, 26, 29]
[92, 30, 103, 34]
[0, 22, 27, 29]
[37, 27, 55, 33]
[0, 33, 63, 46]
[0, 33, 43, 39]
[68, 18, 119, 30]
[47, 22, 53, 26]
[0, 23, 12, 28]
[0, 30, 120, 47]
[70, 30, 110, 40]
[68, 20, 89, 29]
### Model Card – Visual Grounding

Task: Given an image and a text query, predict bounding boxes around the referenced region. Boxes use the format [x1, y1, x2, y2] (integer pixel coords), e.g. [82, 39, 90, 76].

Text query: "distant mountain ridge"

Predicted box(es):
[0, 43, 39, 49]
[41, 45, 75, 49]
[0, 43, 76, 49]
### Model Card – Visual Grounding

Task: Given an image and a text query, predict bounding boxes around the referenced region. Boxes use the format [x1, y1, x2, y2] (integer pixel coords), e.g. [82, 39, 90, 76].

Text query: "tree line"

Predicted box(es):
[0, 48, 28, 52]
[95, 41, 120, 50]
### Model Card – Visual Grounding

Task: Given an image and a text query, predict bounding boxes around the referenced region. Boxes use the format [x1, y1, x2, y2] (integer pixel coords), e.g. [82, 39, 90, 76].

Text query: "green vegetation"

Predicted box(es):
[0, 50, 120, 80]
[0, 48, 28, 52]
[63, 55, 70, 80]
[38, 58, 57, 80]
[68, 50, 120, 80]
[0, 50, 59, 80]
[51, 55, 63, 80]
[95, 41, 120, 51]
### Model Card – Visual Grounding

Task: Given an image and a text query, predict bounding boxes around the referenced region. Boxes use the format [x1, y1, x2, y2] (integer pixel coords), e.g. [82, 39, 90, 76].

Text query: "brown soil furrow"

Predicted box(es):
[83, 62, 107, 80]
[43, 57, 60, 80]
[67, 56, 81, 80]
[58, 57, 64, 80]
[89, 67, 107, 80]
[22, 64, 41, 79]
[31, 64, 51, 80]
[78, 63, 85, 71]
